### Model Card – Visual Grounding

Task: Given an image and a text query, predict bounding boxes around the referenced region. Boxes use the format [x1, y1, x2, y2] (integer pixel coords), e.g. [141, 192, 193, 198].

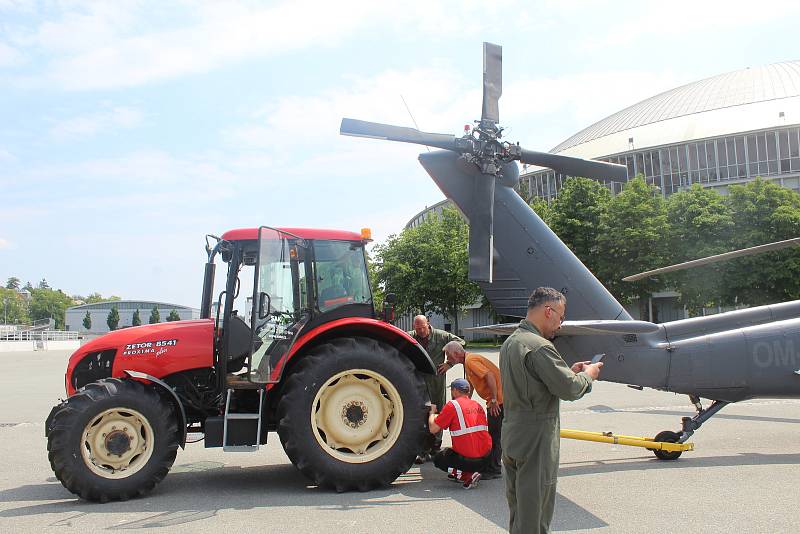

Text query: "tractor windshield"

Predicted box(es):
[314, 240, 371, 312]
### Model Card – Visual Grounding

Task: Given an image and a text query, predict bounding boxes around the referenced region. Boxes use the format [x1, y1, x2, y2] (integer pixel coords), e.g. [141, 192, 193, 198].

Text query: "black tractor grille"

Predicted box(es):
[72, 349, 116, 390]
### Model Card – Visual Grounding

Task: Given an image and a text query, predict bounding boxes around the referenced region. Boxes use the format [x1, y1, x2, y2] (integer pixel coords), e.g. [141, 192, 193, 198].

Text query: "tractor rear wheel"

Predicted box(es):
[46, 378, 179, 502]
[277, 337, 427, 492]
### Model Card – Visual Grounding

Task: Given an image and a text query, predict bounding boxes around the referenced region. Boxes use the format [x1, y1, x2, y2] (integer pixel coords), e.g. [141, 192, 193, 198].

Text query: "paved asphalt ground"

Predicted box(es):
[1, 348, 799, 533]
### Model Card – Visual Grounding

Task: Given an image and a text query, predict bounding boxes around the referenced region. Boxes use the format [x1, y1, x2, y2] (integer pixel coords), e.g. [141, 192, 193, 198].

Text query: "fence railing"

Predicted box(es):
[1, 330, 79, 341]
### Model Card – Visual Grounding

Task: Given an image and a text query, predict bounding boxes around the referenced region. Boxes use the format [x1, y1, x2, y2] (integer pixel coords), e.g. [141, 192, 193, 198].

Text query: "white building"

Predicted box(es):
[65, 300, 200, 334]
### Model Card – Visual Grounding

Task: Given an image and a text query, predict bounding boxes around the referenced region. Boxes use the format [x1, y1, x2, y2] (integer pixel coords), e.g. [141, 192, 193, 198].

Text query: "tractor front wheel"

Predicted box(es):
[277, 337, 428, 491]
[46, 378, 179, 502]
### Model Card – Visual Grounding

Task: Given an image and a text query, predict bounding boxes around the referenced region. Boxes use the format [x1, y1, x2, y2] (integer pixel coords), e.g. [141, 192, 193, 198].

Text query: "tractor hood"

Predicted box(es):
[66, 319, 215, 395]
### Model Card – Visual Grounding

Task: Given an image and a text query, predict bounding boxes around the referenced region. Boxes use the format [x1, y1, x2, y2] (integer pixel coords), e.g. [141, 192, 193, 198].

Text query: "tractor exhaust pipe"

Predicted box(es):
[200, 262, 215, 319]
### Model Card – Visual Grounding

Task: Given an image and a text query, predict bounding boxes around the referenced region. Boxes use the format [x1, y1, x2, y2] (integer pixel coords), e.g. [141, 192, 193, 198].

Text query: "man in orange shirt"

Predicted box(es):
[441, 341, 503, 479]
[428, 378, 492, 489]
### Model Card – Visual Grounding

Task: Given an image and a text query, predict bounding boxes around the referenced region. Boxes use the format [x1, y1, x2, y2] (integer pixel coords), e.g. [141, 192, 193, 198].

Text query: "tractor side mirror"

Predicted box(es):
[382, 292, 396, 324]
[258, 292, 272, 320]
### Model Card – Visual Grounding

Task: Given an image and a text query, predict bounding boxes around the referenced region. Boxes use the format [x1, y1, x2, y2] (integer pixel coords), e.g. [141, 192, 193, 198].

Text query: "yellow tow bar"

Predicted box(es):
[560, 428, 694, 454]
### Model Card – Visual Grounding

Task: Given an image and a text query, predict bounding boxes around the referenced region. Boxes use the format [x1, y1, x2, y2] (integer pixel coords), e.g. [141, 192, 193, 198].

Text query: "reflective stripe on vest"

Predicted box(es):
[448, 399, 489, 437]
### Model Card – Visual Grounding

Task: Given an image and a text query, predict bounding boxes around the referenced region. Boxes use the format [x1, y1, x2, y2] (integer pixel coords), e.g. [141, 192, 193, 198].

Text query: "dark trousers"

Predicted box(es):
[487, 405, 504, 474]
[421, 430, 442, 455]
[433, 448, 490, 474]
[424, 374, 446, 453]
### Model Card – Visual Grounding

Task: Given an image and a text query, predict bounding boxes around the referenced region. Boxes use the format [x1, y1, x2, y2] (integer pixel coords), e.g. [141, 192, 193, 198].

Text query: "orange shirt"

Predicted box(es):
[465, 352, 503, 406]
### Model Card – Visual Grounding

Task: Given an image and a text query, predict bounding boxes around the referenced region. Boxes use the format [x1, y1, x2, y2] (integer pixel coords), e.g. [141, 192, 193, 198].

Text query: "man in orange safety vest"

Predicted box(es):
[427, 378, 492, 489]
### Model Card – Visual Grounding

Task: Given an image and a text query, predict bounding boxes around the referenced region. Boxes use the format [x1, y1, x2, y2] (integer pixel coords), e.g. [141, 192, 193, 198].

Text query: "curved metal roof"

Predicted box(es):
[68, 300, 194, 311]
[552, 61, 800, 154]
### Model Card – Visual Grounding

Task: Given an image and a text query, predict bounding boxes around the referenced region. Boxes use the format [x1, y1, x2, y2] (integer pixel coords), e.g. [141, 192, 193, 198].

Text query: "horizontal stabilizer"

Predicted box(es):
[466, 320, 660, 337]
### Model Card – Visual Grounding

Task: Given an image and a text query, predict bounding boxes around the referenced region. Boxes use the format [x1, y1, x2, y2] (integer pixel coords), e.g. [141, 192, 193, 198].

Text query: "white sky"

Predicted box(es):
[2, 0, 799, 306]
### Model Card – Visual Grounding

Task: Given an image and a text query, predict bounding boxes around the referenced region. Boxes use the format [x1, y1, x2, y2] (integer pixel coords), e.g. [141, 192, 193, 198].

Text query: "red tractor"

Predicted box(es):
[46, 226, 434, 501]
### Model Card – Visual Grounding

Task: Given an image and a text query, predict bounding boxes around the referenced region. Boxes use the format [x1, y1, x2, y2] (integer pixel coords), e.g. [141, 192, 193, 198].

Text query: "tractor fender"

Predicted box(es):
[273, 317, 436, 383]
[123, 370, 188, 448]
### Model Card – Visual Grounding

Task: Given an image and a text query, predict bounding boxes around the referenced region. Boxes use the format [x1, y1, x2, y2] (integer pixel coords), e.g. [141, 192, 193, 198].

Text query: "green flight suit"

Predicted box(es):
[499, 320, 593, 534]
[408, 327, 464, 450]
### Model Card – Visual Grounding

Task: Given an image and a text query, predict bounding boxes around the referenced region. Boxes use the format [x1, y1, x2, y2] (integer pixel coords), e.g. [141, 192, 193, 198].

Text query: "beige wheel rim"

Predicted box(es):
[311, 369, 403, 463]
[80, 407, 155, 479]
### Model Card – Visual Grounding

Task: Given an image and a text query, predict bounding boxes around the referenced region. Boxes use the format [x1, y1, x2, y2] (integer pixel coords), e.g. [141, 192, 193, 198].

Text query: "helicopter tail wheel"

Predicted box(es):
[652, 430, 683, 460]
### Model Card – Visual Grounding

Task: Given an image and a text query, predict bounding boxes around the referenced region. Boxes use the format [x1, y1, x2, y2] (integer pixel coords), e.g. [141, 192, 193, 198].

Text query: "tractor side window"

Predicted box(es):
[314, 241, 371, 312]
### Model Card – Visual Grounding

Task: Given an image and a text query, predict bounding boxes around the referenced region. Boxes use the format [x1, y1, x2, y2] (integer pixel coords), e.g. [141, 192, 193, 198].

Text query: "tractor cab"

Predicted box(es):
[202, 227, 374, 386]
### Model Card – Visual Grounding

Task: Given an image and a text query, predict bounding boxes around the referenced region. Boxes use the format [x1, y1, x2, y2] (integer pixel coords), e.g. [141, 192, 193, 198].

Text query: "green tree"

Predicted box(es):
[373, 207, 482, 334]
[85, 293, 104, 304]
[38, 278, 50, 289]
[85, 293, 122, 304]
[548, 177, 611, 276]
[5, 277, 20, 290]
[721, 178, 800, 306]
[23, 281, 34, 292]
[132, 309, 142, 326]
[29, 287, 75, 329]
[596, 176, 669, 319]
[665, 184, 734, 314]
[106, 305, 120, 331]
[517, 177, 533, 202]
[149, 306, 160, 324]
[166, 309, 180, 321]
[83, 311, 92, 330]
[529, 197, 554, 226]
[0, 288, 30, 324]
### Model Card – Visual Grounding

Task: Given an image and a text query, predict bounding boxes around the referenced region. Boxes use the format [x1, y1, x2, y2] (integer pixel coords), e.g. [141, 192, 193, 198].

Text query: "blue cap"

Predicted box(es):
[450, 378, 470, 392]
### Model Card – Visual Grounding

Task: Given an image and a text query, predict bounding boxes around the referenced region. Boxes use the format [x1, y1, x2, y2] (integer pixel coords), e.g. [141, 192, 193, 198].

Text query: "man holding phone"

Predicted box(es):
[500, 287, 603, 534]
[591, 353, 606, 364]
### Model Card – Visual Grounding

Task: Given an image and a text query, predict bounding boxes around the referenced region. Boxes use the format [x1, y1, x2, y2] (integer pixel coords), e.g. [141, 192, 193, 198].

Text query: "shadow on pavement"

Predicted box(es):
[20, 440, 791, 531]
[559, 451, 800, 478]
[0, 460, 607, 532]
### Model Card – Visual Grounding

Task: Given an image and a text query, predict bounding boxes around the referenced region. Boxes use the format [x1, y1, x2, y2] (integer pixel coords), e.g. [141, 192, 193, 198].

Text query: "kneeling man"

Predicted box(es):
[428, 378, 492, 489]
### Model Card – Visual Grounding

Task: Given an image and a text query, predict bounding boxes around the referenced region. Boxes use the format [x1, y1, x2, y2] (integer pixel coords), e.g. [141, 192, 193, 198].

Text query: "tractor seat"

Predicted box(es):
[225, 314, 252, 372]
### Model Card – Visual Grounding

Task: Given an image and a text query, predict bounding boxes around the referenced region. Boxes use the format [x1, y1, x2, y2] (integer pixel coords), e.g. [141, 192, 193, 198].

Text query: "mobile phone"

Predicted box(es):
[590, 353, 606, 364]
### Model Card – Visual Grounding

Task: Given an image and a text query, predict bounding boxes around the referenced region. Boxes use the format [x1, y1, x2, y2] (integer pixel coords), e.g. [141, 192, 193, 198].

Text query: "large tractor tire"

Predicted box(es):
[277, 337, 428, 492]
[46, 378, 179, 502]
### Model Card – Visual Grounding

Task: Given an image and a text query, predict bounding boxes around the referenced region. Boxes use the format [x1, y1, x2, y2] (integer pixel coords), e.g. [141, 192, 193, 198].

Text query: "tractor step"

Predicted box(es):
[222, 389, 264, 452]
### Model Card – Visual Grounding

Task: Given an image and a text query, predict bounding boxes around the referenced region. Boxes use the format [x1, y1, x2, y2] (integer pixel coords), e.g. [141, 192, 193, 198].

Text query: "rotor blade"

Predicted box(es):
[519, 148, 628, 181]
[623, 237, 800, 282]
[481, 42, 502, 124]
[468, 176, 495, 283]
[340, 118, 456, 151]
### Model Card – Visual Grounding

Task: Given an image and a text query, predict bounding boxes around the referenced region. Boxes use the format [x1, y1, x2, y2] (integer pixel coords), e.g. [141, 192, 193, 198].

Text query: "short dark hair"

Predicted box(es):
[527, 287, 565, 310]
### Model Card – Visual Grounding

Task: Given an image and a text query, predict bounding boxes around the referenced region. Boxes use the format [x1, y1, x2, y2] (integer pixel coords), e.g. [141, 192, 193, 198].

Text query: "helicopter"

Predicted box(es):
[340, 42, 800, 459]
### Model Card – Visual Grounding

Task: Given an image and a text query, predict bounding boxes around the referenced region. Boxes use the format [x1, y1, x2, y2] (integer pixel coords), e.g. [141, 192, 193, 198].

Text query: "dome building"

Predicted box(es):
[522, 61, 800, 200]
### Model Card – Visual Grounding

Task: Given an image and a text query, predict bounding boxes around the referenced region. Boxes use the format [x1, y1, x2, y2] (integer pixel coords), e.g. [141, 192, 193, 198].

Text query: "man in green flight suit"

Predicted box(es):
[500, 287, 603, 534]
[408, 314, 465, 463]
